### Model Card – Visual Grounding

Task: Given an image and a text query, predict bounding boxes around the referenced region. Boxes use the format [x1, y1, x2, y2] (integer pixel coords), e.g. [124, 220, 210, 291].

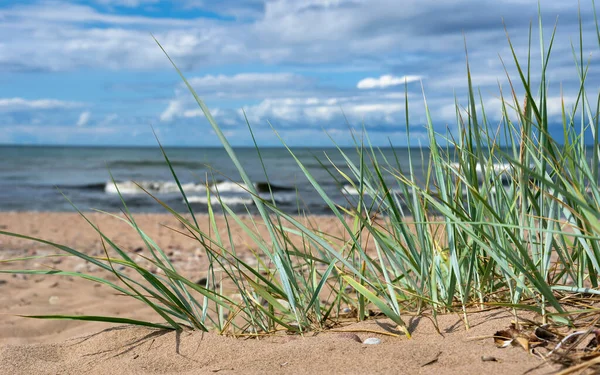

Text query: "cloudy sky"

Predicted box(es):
[0, 0, 597, 147]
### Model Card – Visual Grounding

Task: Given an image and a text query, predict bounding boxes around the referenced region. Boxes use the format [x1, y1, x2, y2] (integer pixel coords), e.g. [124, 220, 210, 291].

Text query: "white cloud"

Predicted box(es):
[188, 73, 307, 89]
[160, 100, 184, 122]
[240, 95, 414, 127]
[3, 2, 193, 27]
[99, 113, 119, 126]
[94, 0, 160, 7]
[357, 75, 422, 89]
[0, 0, 593, 73]
[76, 111, 91, 127]
[160, 72, 316, 122]
[0, 97, 81, 112]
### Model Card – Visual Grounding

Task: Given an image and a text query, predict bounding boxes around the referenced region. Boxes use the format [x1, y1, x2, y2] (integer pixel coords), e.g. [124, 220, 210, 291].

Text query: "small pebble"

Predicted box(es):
[362, 337, 382, 345]
[74, 263, 88, 273]
[49, 296, 60, 305]
[481, 356, 498, 362]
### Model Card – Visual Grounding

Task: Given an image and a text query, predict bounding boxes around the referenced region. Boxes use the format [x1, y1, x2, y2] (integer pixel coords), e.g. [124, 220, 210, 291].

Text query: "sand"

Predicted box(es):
[0, 212, 560, 374]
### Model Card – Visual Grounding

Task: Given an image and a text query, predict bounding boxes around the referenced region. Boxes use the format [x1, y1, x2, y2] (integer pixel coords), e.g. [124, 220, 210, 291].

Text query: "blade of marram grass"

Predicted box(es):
[153, 37, 299, 321]
[17, 315, 173, 330]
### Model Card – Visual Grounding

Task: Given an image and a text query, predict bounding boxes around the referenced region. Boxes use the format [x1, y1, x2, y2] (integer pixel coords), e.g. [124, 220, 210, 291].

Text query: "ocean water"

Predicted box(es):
[0, 145, 429, 215]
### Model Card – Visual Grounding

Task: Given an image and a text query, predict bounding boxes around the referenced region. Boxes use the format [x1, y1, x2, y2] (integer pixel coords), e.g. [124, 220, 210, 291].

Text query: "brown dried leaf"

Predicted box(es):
[494, 329, 514, 348]
[534, 325, 558, 342]
[584, 331, 600, 352]
[513, 335, 530, 352]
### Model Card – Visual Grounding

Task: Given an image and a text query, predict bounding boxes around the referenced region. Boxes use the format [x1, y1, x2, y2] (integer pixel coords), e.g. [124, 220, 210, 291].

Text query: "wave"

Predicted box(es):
[57, 182, 107, 191]
[187, 195, 254, 206]
[105, 181, 207, 195]
[107, 160, 207, 169]
[449, 162, 515, 175]
[209, 181, 247, 194]
[186, 191, 297, 206]
[341, 185, 360, 196]
[103, 180, 297, 197]
[340, 163, 525, 196]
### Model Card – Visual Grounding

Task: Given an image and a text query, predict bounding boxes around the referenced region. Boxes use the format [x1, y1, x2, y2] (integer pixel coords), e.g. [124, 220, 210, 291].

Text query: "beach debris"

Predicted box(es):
[493, 324, 545, 353]
[481, 356, 499, 362]
[48, 296, 59, 305]
[420, 351, 442, 367]
[548, 331, 589, 355]
[210, 368, 234, 373]
[493, 324, 546, 351]
[534, 325, 557, 341]
[490, 321, 600, 373]
[584, 330, 600, 352]
[362, 337, 382, 345]
[494, 328, 517, 348]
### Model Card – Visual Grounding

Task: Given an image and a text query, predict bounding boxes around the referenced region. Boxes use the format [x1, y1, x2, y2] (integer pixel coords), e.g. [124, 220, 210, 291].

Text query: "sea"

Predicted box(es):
[0, 145, 431, 215]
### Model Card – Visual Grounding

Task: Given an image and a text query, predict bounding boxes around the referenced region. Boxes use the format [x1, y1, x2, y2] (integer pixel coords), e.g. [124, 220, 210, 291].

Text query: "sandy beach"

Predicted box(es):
[0, 212, 557, 374]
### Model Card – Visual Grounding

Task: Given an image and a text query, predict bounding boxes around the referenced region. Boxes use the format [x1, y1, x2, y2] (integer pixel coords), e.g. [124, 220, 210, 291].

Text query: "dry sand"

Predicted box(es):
[0, 212, 559, 374]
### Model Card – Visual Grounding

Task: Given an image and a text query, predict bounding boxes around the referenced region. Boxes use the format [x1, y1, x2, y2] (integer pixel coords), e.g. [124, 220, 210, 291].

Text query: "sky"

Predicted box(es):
[0, 0, 597, 147]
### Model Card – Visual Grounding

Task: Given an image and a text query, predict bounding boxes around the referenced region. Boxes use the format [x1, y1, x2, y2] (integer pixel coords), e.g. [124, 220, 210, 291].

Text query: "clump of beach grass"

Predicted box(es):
[0, 2, 599, 349]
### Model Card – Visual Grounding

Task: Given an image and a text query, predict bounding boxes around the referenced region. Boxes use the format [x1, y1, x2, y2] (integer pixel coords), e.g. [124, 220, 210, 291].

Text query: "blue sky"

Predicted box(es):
[0, 0, 597, 146]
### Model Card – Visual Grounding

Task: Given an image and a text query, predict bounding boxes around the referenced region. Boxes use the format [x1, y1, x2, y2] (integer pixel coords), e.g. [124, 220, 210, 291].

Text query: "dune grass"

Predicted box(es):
[1, 3, 599, 341]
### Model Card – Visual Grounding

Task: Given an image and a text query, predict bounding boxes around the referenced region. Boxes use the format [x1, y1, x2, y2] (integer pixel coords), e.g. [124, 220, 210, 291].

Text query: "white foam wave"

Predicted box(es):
[342, 185, 360, 196]
[106, 180, 298, 207]
[186, 195, 254, 206]
[211, 181, 248, 193]
[105, 180, 207, 195]
[449, 162, 516, 176]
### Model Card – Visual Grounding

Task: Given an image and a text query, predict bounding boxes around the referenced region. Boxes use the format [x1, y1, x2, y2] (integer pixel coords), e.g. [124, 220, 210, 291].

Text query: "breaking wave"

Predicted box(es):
[102, 180, 299, 206]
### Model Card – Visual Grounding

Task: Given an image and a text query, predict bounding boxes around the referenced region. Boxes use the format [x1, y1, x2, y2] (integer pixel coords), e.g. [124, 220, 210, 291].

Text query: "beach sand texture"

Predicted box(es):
[0, 212, 555, 374]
